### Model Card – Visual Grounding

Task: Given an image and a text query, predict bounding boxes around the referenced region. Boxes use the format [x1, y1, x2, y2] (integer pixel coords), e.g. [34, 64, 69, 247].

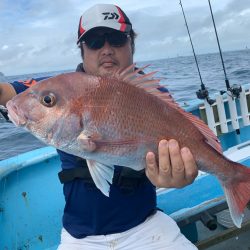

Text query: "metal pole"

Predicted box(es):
[207, 0, 230, 89]
[179, 0, 205, 90]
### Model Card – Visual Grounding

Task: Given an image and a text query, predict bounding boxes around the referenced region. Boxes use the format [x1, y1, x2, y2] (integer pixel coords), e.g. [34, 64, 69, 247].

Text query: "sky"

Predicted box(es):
[0, 0, 250, 76]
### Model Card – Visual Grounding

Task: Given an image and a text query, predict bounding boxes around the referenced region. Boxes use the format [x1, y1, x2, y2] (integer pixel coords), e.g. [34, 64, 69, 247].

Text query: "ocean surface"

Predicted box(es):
[1, 49, 250, 160]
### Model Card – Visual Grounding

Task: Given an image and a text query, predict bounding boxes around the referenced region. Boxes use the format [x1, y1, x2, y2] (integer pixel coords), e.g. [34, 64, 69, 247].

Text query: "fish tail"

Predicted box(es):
[222, 165, 250, 228]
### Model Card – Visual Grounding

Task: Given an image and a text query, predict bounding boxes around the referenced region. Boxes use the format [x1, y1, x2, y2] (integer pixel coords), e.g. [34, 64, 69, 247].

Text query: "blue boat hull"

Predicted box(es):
[0, 147, 63, 249]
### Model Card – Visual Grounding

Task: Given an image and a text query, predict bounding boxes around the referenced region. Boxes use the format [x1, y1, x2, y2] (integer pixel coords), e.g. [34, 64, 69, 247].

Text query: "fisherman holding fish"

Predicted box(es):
[0, 4, 201, 249]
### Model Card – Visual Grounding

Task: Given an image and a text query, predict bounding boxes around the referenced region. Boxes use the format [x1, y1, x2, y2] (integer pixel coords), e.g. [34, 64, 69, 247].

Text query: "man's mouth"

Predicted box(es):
[102, 62, 116, 68]
[99, 58, 117, 67]
[6, 101, 27, 126]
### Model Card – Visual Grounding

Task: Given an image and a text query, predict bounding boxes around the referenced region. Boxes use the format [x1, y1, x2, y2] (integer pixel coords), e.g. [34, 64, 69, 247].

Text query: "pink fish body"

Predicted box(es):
[6, 66, 250, 228]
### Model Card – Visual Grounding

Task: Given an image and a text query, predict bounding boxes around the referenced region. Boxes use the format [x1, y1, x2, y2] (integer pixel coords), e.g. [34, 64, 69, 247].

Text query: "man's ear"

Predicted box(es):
[80, 44, 84, 59]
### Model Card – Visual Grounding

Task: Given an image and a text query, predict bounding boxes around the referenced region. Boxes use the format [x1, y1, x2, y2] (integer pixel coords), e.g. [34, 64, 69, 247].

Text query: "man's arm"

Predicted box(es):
[0, 83, 17, 106]
[146, 139, 198, 188]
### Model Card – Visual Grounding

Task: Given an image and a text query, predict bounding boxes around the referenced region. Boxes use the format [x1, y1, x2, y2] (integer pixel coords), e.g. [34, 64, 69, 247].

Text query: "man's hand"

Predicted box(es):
[145, 139, 198, 188]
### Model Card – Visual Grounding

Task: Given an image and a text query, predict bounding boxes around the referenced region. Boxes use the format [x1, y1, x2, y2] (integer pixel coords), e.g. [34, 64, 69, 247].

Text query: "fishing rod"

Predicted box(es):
[179, 0, 214, 105]
[207, 0, 242, 98]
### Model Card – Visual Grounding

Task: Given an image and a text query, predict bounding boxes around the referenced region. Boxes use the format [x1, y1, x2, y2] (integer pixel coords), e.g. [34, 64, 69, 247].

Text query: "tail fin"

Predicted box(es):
[222, 165, 250, 228]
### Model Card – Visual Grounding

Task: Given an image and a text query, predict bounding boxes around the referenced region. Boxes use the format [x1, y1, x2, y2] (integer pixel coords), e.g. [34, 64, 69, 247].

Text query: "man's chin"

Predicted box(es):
[100, 65, 118, 76]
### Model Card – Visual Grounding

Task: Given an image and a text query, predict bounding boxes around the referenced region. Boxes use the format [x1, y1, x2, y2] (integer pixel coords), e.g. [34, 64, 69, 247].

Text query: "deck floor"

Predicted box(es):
[196, 208, 250, 250]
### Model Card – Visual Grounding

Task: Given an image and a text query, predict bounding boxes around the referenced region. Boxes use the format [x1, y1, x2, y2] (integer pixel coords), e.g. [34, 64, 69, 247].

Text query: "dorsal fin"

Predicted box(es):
[113, 64, 222, 154]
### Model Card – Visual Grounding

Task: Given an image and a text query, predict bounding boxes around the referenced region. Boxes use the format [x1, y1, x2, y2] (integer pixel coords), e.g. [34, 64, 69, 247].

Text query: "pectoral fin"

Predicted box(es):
[77, 132, 97, 152]
[77, 127, 103, 152]
[86, 159, 114, 197]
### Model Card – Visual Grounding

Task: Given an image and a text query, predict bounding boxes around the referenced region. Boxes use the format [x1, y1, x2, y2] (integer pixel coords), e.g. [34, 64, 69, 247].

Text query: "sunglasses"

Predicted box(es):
[82, 31, 130, 50]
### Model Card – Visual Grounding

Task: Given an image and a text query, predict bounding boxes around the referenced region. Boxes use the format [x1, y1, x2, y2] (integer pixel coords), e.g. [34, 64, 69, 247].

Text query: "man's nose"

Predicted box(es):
[101, 41, 114, 55]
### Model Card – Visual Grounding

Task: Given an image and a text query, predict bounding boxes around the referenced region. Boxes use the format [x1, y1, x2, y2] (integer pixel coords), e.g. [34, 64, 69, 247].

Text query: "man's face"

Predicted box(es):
[81, 28, 133, 76]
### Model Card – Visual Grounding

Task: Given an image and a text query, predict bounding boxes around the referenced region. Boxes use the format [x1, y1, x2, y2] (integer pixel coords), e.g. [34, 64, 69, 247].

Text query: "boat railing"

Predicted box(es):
[198, 85, 250, 136]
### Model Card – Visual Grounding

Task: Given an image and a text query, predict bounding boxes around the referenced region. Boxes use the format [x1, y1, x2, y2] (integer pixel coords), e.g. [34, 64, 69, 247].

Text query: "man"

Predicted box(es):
[0, 4, 198, 249]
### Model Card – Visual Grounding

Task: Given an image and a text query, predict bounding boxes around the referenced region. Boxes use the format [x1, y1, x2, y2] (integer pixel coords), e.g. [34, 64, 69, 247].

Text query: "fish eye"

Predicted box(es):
[41, 93, 56, 107]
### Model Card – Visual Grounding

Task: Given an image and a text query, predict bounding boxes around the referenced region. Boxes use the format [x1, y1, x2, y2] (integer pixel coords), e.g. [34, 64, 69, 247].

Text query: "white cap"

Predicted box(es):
[77, 4, 132, 44]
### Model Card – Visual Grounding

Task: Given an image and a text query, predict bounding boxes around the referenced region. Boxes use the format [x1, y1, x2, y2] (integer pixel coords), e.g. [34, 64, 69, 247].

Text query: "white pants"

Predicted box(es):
[57, 211, 197, 250]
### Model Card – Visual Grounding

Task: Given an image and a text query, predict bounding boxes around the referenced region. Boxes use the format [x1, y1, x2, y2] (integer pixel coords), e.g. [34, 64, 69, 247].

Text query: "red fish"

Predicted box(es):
[6, 65, 250, 227]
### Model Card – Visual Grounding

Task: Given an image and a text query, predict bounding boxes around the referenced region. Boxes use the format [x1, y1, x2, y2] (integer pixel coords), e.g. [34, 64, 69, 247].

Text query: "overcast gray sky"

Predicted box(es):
[0, 0, 250, 76]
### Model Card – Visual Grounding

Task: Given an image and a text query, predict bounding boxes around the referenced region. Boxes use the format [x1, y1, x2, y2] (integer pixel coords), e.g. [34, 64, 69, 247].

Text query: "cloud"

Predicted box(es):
[0, 0, 249, 76]
[1, 45, 8, 50]
[132, 0, 250, 61]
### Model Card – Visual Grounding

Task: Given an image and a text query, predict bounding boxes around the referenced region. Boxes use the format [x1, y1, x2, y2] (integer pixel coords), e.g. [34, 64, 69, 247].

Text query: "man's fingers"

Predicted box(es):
[168, 139, 185, 184]
[145, 152, 158, 184]
[158, 140, 171, 175]
[146, 140, 198, 188]
[181, 147, 198, 184]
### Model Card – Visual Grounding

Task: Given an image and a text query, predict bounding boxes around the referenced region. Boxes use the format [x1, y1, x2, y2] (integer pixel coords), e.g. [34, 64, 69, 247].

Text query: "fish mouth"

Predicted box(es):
[6, 100, 27, 126]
